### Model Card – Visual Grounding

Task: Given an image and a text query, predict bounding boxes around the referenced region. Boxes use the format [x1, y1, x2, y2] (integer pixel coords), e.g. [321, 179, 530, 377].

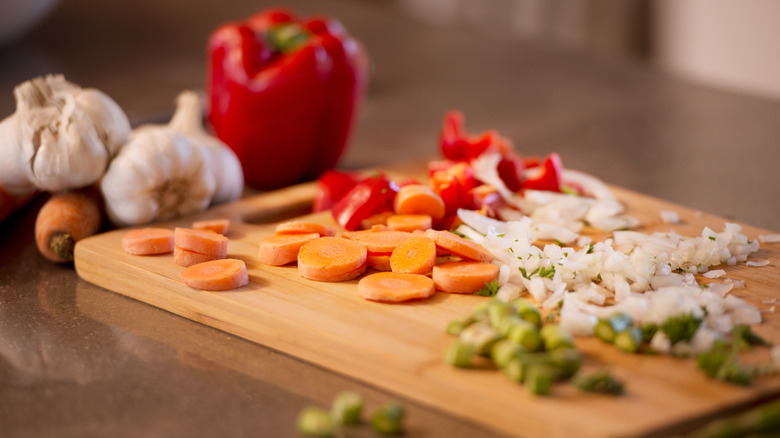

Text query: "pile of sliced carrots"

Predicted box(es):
[258, 214, 499, 303]
[121, 219, 248, 291]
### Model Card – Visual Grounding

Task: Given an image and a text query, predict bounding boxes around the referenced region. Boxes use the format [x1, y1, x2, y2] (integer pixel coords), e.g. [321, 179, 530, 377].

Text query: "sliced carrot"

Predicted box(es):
[174, 227, 229, 258]
[35, 188, 102, 263]
[181, 258, 249, 291]
[275, 221, 336, 237]
[360, 211, 394, 230]
[393, 184, 445, 220]
[298, 236, 367, 282]
[386, 214, 433, 232]
[193, 218, 230, 235]
[258, 232, 320, 266]
[390, 236, 437, 275]
[432, 261, 499, 294]
[367, 252, 392, 271]
[423, 229, 494, 262]
[174, 245, 218, 267]
[345, 230, 416, 254]
[358, 272, 435, 303]
[122, 228, 175, 255]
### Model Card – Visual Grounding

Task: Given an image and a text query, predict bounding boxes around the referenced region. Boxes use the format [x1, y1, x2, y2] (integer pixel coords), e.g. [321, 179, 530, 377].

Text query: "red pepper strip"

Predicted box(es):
[440, 111, 493, 161]
[207, 8, 369, 190]
[312, 170, 360, 213]
[331, 175, 398, 231]
[497, 152, 525, 192]
[522, 153, 564, 192]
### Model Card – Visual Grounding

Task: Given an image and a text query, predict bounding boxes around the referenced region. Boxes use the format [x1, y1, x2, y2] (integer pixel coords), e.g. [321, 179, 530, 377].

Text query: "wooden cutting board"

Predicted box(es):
[74, 178, 780, 438]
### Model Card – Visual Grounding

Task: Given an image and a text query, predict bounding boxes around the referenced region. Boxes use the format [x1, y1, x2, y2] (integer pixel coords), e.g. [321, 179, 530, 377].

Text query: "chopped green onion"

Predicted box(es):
[330, 391, 364, 425]
[371, 401, 405, 435]
[572, 369, 624, 396]
[297, 406, 335, 437]
[445, 340, 475, 368]
[540, 324, 574, 351]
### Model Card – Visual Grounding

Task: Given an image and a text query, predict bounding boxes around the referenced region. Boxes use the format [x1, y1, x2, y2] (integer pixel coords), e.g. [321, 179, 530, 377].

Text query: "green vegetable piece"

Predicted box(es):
[475, 280, 499, 297]
[491, 339, 524, 369]
[446, 314, 475, 336]
[548, 348, 582, 378]
[661, 313, 703, 345]
[507, 320, 543, 352]
[470, 301, 491, 323]
[487, 299, 512, 328]
[503, 357, 525, 383]
[514, 298, 542, 328]
[742, 398, 780, 434]
[614, 327, 643, 354]
[540, 324, 574, 351]
[595, 313, 634, 344]
[640, 322, 659, 343]
[696, 340, 754, 386]
[496, 315, 525, 337]
[445, 340, 475, 368]
[734, 324, 772, 349]
[330, 391, 363, 425]
[459, 322, 500, 356]
[524, 364, 557, 395]
[572, 369, 624, 396]
[371, 401, 405, 435]
[297, 406, 335, 437]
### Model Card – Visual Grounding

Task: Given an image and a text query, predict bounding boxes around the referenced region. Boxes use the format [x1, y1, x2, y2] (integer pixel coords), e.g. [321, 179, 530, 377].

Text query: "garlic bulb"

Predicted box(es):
[168, 90, 244, 204]
[0, 75, 131, 195]
[100, 93, 219, 227]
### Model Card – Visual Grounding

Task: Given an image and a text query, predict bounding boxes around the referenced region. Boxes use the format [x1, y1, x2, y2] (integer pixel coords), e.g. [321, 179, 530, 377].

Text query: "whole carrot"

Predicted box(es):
[35, 188, 102, 263]
[0, 187, 37, 223]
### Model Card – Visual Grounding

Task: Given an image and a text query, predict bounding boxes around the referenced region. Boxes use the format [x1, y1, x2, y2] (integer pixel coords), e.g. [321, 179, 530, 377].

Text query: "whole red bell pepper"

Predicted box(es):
[207, 8, 369, 190]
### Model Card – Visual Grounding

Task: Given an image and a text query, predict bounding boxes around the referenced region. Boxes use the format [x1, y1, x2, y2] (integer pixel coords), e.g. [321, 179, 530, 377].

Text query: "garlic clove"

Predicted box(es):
[0, 113, 37, 196]
[73, 88, 132, 157]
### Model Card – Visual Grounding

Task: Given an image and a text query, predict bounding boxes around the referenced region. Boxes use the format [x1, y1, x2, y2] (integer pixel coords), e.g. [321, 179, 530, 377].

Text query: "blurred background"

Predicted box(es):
[1, 0, 779, 228]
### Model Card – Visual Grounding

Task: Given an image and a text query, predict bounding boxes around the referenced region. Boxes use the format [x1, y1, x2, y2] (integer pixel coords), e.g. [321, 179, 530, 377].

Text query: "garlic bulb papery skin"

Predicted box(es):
[168, 90, 244, 204]
[100, 127, 216, 227]
[0, 75, 131, 195]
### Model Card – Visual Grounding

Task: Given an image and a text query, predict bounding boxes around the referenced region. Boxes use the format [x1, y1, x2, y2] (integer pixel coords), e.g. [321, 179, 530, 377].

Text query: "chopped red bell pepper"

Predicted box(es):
[207, 8, 369, 190]
[312, 170, 360, 213]
[331, 174, 398, 231]
[497, 152, 525, 192]
[522, 152, 564, 192]
[440, 111, 512, 161]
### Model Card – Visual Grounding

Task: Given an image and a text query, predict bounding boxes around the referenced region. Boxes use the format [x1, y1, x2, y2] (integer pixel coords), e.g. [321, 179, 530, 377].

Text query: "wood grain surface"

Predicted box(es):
[74, 181, 780, 438]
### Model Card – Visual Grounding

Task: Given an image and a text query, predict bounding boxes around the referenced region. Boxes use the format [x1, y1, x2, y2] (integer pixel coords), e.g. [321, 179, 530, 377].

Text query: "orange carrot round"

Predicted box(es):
[359, 211, 393, 230]
[258, 232, 320, 266]
[358, 272, 435, 303]
[297, 236, 367, 282]
[174, 227, 229, 258]
[275, 221, 336, 237]
[393, 184, 445, 220]
[174, 245, 218, 267]
[432, 261, 499, 294]
[345, 230, 416, 254]
[192, 218, 231, 235]
[122, 228, 175, 255]
[423, 229, 494, 262]
[35, 189, 102, 263]
[386, 214, 433, 232]
[367, 252, 392, 271]
[390, 236, 437, 275]
[181, 258, 249, 291]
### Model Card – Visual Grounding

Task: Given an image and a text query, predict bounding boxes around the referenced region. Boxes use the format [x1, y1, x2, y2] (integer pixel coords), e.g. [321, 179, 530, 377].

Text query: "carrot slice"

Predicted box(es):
[424, 229, 494, 262]
[298, 236, 368, 282]
[193, 219, 230, 235]
[174, 245, 218, 267]
[393, 184, 445, 220]
[345, 230, 416, 254]
[386, 214, 433, 232]
[122, 228, 175, 255]
[360, 211, 394, 230]
[174, 227, 229, 258]
[181, 258, 249, 291]
[367, 252, 392, 271]
[275, 221, 336, 237]
[258, 232, 320, 266]
[358, 272, 435, 303]
[432, 261, 499, 294]
[390, 236, 437, 275]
